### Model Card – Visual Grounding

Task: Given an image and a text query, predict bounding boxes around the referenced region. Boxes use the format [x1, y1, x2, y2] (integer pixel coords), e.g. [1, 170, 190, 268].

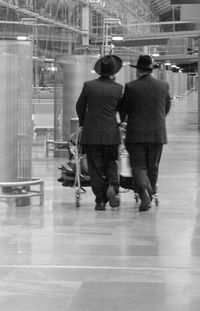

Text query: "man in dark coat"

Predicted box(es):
[76, 55, 123, 210]
[120, 55, 171, 211]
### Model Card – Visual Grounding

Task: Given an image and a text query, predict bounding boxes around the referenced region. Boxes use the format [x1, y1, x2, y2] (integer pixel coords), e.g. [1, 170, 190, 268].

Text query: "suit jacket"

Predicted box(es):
[76, 76, 123, 145]
[120, 74, 171, 144]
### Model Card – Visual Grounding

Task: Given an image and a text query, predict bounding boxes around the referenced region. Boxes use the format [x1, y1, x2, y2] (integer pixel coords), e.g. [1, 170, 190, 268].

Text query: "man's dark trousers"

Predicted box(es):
[85, 145, 119, 204]
[126, 143, 163, 197]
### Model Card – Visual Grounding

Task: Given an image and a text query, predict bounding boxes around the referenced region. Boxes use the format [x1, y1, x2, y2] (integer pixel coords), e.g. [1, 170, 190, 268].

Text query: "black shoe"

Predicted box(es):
[139, 189, 151, 212]
[57, 177, 64, 182]
[139, 204, 150, 212]
[95, 202, 106, 210]
[106, 185, 120, 208]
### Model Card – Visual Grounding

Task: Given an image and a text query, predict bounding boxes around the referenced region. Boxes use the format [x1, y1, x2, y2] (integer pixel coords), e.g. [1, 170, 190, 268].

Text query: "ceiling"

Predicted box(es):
[0, 0, 198, 66]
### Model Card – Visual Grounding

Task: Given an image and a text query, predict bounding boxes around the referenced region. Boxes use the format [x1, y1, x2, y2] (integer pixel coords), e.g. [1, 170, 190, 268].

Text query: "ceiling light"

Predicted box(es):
[17, 36, 28, 41]
[112, 36, 124, 41]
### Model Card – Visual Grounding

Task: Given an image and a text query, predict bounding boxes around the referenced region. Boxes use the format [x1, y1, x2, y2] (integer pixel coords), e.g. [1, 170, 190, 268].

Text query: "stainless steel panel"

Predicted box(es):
[55, 55, 98, 141]
[0, 41, 32, 182]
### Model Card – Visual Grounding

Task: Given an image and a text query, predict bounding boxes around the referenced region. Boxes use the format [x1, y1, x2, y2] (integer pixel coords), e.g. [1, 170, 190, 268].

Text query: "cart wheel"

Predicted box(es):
[135, 193, 139, 203]
[153, 193, 159, 206]
[76, 197, 80, 207]
[75, 190, 80, 207]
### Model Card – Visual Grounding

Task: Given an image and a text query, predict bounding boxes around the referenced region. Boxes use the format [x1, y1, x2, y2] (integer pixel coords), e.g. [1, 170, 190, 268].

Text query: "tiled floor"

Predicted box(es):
[0, 91, 200, 310]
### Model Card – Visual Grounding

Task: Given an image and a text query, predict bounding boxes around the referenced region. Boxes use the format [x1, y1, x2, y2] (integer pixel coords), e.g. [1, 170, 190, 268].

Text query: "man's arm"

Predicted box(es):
[165, 82, 171, 115]
[118, 84, 130, 123]
[76, 83, 87, 127]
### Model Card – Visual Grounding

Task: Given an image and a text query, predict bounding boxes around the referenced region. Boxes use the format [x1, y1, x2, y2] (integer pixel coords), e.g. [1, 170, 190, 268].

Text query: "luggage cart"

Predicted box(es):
[73, 128, 90, 207]
[57, 128, 90, 207]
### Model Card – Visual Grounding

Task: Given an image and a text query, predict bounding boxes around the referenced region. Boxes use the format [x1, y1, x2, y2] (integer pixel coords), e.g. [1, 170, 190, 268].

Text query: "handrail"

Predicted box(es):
[0, 178, 44, 187]
[0, 178, 44, 206]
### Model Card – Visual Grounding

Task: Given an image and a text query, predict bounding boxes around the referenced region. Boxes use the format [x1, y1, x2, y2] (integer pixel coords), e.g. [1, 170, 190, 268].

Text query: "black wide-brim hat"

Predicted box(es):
[130, 54, 156, 70]
[94, 55, 123, 76]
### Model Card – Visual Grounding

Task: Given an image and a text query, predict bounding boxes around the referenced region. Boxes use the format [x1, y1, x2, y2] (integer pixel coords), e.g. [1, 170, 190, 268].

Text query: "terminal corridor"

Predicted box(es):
[0, 90, 200, 310]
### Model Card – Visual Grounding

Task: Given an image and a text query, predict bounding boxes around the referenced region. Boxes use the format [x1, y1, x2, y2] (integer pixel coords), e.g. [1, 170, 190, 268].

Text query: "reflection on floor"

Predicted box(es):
[0, 91, 200, 311]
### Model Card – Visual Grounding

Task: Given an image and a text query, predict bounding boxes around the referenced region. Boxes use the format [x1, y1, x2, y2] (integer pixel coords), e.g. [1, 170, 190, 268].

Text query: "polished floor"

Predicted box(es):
[1, 91, 200, 310]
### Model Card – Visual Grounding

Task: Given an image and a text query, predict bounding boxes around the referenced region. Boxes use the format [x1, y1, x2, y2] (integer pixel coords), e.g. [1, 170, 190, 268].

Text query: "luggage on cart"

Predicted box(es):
[119, 125, 159, 206]
[119, 146, 139, 203]
[119, 148, 134, 190]
[119, 125, 134, 191]
[58, 162, 90, 188]
[57, 128, 90, 207]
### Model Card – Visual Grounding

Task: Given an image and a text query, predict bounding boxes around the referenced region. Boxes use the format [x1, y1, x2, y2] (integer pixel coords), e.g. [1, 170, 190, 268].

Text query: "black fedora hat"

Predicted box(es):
[94, 55, 122, 76]
[130, 55, 155, 70]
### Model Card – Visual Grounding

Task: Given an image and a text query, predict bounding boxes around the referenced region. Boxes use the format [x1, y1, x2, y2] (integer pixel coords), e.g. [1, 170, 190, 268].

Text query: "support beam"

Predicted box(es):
[113, 38, 168, 47]
[112, 30, 200, 47]
[82, 0, 90, 45]
[171, 0, 200, 3]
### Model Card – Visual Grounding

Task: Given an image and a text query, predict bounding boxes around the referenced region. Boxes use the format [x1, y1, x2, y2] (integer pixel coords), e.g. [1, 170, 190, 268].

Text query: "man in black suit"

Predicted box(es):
[76, 55, 123, 210]
[120, 55, 171, 211]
